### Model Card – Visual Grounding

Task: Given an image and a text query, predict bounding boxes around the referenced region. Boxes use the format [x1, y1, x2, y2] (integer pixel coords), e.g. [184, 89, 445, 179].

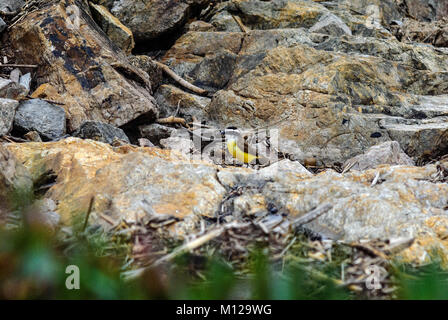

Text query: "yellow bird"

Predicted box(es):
[221, 129, 261, 165]
[226, 137, 259, 164]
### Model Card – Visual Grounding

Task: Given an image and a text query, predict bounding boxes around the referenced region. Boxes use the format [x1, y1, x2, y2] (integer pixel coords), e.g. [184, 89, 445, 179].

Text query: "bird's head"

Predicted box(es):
[220, 127, 241, 142]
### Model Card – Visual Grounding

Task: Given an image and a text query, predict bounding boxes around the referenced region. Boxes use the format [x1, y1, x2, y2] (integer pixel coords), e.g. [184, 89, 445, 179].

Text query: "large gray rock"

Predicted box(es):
[0, 98, 18, 136]
[73, 121, 130, 144]
[110, 0, 210, 42]
[14, 99, 66, 140]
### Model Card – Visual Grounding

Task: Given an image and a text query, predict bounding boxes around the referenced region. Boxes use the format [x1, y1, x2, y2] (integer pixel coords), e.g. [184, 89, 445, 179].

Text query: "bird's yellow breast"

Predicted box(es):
[226, 139, 258, 164]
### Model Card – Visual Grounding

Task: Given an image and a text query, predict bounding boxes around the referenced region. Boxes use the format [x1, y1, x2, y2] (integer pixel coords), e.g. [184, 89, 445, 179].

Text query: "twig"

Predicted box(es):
[0, 64, 38, 68]
[232, 15, 249, 33]
[154, 61, 208, 96]
[122, 222, 243, 281]
[292, 203, 333, 229]
[156, 116, 187, 127]
[82, 196, 95, 232]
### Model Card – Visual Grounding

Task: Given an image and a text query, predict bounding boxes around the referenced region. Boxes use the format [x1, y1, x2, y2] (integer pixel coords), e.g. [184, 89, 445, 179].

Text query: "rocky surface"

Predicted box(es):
[108, 0, 210, 42]
[8, 0, 158, 131]
[14, 99, 66, 140]
[1, 0, 448, 267]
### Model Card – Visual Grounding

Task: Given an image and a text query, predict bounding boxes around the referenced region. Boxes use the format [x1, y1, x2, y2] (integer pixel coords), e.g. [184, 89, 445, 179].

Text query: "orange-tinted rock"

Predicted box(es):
[5, 138, 225, 234]
[9, 0, 158, 131]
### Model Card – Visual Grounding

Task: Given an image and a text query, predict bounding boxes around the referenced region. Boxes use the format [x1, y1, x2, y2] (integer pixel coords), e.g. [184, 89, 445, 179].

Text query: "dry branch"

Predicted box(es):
[154, 61, 208, 96]
[0, 64, 38, 68]
[292, 203, 332, 229]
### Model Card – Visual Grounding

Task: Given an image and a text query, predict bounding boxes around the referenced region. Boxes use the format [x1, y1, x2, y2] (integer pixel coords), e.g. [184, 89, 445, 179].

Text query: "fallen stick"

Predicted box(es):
[156, 116, 187, 127]
[232, 15, 249, 33]
[0, 64, 38, 68]
[154, 61, 208, 96]
[292, 203, 333, 229]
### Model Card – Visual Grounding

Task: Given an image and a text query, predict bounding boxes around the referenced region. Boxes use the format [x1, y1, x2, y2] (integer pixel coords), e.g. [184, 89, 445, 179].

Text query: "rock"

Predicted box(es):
[0, 98, 18, 136]
[128, 55, 163, 91]
[336, 0, 403, 27]
[14, 99, 66, 140]
[9, 68, 20, 83]
[232, 0, 329, 30]
[110, 0, 210, 42]
[216, 160, 448, 264]
[404, 0, 448, 21]
[73, 120, 130, 144]
[155, 84, 210, 120]
[160, 136, 197, 156]
[186, 20, 215, 32]
[160, 27, 448, 165]
[0, 144, 33, 220]
[139, 123, 177, 146]
[258, 159, 312, 177]
[9, 0, 158, 131]
[5, 138, 226, 234]
[161, 31, 244, 91]
[0, 77, 27, 99]
[90, 3, 135, 54]
[343, 141, 415, 172]
[0, 0, 24, 13]
[0, 17, 5, 33]
[18, 73, 31, 95]
[24, 131, 42, 142]
[309, 13, 352, 36]
[210, 10, 241, 32]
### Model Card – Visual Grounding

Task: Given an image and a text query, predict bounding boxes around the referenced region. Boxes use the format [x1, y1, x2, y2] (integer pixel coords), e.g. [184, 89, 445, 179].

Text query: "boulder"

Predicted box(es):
[5, 138, 226, 234]
[73, 120, 130, 144]
[110, 0, 211, 42]
[9, 0, 158, 131]
[14, 99, 66, 140]
[0, 98, 18, 136]
[90, 3, 135, 54]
